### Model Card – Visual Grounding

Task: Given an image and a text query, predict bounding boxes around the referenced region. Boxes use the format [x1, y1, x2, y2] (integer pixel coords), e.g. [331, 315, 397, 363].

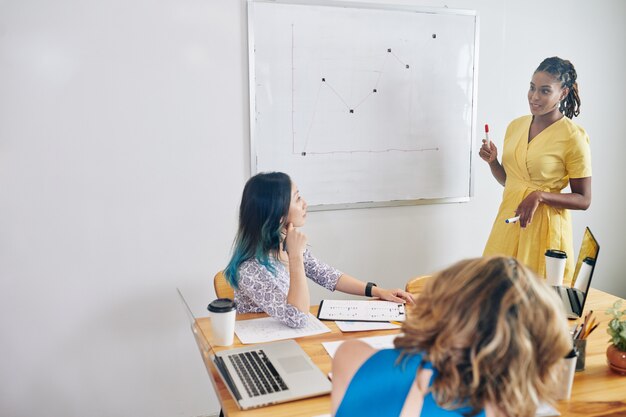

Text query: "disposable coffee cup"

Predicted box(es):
[545, 249, 567, 286]
[573, 257, 595, 291]
[207, 298, 236, 346]
[555, 349, 577, 400]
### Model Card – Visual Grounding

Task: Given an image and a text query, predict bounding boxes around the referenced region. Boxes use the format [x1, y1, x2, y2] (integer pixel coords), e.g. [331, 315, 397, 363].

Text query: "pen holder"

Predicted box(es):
[574, 339, 587, 372]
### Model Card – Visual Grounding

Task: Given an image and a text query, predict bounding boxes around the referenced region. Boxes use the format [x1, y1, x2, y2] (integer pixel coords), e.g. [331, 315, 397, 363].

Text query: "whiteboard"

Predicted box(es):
[248, 0, 479, 210]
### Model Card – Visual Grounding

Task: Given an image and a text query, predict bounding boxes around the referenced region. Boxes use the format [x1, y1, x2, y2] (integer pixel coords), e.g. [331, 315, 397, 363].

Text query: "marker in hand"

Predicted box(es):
[505, 216, 520, 224]
[484, 124, 490, 147]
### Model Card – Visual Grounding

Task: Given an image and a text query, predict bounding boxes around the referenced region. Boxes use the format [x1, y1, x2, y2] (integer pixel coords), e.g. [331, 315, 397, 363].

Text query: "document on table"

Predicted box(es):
[335, 320, 401, 332]
[234, 313, 330, 344]
[317, 299, 405, 322]
[322, 334, 399, 358]
[535, 402, 560, 416]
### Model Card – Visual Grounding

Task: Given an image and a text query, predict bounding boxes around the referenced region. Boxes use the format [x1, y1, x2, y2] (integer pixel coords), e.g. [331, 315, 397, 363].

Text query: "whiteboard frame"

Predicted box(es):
[247, 0, 480, 211]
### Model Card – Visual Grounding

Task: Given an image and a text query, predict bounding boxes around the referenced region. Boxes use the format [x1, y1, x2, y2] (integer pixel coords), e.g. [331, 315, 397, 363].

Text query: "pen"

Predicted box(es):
[582, 310, 593, 331]
[582, 315, 596, 339]
[578, 311, 594, 339]
[484, 124, 490, 147]
[505, 216, 520, 224]
[583, 322, 598, 339]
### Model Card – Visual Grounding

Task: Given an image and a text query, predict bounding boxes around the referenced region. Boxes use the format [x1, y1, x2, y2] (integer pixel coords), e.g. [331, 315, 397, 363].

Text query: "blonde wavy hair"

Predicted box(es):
[395, 256, 571, 417]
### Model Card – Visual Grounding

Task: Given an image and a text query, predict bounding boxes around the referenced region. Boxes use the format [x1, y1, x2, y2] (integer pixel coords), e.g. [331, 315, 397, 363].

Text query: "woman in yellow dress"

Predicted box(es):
[479, 57, 592, 283]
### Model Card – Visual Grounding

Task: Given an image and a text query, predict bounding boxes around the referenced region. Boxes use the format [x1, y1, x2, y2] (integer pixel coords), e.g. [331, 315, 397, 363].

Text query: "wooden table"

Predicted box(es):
[193, 288, 626, 417]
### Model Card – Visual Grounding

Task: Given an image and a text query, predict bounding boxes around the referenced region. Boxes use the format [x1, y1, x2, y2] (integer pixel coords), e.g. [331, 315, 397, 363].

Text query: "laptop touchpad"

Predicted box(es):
[277, 356, 313, 373]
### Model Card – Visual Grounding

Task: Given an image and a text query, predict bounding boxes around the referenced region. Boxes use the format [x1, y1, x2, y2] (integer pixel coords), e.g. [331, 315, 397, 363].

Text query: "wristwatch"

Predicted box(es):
[365, 282, 377, 297]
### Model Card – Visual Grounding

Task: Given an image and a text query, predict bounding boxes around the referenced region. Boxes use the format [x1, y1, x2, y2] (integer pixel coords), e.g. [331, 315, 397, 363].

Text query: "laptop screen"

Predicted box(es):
[177, 288, 215, 358]
[570, 227, 600, 297]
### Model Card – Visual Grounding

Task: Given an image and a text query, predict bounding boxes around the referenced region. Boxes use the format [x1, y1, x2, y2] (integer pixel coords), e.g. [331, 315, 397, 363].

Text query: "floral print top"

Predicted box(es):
[235, 249, 342, 328]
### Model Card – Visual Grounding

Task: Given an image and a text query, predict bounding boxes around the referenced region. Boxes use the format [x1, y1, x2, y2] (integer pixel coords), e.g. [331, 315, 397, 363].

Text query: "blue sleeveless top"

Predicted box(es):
[336, 349, 486, 417]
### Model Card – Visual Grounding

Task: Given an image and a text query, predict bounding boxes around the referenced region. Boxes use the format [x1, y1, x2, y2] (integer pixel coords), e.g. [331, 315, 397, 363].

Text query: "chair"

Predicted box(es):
[405, 275, 432, 296]
[214, 270, 235, 300]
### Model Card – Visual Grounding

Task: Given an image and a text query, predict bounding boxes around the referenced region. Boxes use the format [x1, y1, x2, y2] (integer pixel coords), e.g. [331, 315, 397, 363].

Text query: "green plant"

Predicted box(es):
[606, 300, 626, 351]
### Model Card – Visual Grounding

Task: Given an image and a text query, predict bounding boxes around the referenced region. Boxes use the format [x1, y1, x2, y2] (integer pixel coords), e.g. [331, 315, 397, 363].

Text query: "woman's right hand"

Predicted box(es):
[285, 223, 307, 259]
[284, 223, 310, 314]
[479, 139, 498, 164]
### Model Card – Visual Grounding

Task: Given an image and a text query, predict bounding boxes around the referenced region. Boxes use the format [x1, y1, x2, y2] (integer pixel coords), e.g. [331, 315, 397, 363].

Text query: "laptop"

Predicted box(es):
[176, 289, 331, 410]
[552, 227, 600, 319]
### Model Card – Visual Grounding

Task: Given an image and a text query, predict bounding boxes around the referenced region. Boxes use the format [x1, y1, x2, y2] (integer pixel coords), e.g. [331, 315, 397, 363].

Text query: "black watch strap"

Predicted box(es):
[365, 282, 377, 297]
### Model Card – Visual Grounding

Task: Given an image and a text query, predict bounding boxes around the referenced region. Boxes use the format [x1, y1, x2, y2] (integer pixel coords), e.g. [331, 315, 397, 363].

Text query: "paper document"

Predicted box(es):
[535, 402, 560, 416]
[335, 320, 401, 332]
[234, 313, 330, 344]
[317, 299, 405, 322]
[322, 334, 399, 358]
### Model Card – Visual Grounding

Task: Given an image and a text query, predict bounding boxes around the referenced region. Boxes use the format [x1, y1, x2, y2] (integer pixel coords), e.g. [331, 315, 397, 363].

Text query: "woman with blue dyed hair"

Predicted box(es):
[224, 172, 414, 328]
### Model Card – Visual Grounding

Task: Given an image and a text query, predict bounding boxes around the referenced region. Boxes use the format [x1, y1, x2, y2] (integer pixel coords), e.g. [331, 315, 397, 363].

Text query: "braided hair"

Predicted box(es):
[535, 57, 581, 118]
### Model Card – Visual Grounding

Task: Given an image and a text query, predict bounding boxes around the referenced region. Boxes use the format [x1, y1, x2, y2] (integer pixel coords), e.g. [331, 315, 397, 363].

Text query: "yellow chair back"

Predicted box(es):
[405, 275, 432, 296]
[213, 271, 235, 300]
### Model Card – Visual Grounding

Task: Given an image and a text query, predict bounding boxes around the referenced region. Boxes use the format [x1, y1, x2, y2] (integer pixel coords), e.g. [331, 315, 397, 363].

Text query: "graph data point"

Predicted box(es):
[406, 64, 409, 69]
[373, 89, 377, 93]
[301, 152, 306, 156]
[322, 78, 325, 82]
[432, 34, 437, 38]
[387, 48, 391, 52]
[349, 109, 354, 113]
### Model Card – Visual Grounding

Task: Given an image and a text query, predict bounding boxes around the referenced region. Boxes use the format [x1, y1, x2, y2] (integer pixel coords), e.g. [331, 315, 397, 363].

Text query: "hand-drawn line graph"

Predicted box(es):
[249, 0, 478, 209]
[290, 23, 441, 157]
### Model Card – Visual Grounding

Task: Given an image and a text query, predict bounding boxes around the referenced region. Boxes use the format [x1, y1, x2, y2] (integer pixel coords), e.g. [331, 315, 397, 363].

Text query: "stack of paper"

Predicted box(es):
[234, 313, 330, 344]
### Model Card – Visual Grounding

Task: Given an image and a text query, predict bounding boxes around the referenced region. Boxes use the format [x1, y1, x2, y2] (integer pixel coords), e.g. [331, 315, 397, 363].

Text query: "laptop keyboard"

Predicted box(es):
[228, 350, 289, 397]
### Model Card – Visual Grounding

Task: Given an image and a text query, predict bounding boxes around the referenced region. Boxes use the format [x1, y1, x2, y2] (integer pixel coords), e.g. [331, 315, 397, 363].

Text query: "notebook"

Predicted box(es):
[552, 227, 600, 319]
[176, 289, 331, 410]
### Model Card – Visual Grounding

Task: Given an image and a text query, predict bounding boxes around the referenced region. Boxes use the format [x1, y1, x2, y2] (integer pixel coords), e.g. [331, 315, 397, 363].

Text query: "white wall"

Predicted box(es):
[1, 0, 624, 416]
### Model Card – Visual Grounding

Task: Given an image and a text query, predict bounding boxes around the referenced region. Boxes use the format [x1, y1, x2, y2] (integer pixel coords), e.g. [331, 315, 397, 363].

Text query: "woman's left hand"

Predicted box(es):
[373, 287, 416, 304]
[516, 191, 543, 228]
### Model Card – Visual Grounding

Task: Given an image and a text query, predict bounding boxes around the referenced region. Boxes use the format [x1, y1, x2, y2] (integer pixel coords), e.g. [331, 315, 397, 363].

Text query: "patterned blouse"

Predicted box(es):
[235, 249, 342, 328]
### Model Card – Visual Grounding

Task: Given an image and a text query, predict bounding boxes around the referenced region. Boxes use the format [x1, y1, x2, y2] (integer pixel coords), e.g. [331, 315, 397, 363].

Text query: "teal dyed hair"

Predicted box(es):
[224, 172, 292, 288]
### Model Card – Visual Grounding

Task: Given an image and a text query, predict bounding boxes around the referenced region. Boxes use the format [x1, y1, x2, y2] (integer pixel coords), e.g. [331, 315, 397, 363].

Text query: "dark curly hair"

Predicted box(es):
[535, 57, 581, 119]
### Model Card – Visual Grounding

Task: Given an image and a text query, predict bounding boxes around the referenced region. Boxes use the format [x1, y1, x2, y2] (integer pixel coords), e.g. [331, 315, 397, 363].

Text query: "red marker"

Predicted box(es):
[484, 124, 490, 147]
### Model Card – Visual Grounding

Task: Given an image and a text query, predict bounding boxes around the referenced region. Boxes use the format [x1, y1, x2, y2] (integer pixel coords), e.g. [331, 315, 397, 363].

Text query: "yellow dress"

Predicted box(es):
[483, 115, 592, 283]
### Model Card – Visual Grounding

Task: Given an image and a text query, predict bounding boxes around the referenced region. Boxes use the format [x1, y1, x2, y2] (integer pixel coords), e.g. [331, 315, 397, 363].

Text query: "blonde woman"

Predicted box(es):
[331, 256, 571, 417]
